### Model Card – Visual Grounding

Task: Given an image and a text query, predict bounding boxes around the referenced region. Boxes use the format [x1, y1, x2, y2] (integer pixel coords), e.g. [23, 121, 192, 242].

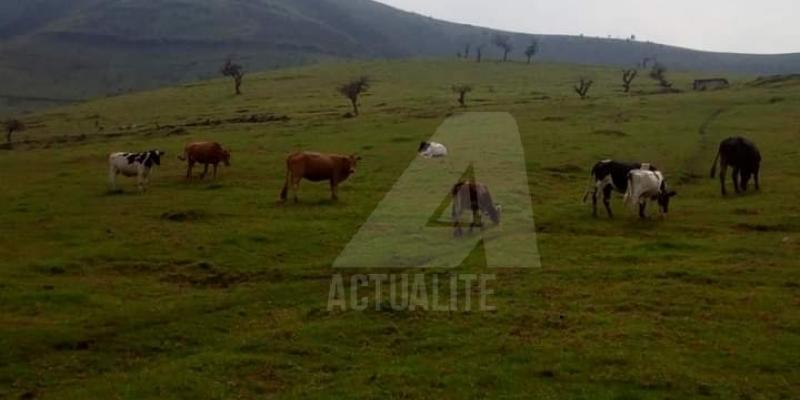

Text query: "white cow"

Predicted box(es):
[108, 150, 165, 192]
[418, 141, 448, 158]
[623, 169, 677, 219]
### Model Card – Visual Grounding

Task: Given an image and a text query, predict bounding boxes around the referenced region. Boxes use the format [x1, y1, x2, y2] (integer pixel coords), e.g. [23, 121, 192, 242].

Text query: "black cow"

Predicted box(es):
[583, 160, 658, 218]
[710, 137, 761, 195]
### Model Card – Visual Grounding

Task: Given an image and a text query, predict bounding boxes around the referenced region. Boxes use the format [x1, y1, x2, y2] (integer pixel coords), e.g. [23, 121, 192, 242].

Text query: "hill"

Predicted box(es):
[1, 0, 800, 115]
[1, 59, 799, 398]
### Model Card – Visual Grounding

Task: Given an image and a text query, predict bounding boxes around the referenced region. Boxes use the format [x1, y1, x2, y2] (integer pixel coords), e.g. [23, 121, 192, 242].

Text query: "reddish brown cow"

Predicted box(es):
[178, 142, 231, 180]
[280, 151, 360, 202]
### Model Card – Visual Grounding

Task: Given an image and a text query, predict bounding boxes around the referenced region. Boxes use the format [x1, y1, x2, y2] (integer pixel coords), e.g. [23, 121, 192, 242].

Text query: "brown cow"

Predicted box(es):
[178, 142, 231, 180]
[280, 151, 360, 202]
[451, 181, 502, 237]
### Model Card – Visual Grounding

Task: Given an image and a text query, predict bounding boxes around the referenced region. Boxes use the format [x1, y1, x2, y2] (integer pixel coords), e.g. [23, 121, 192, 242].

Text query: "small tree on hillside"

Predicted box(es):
[574, 77, 593, 99]
[622, 68, 638, 93]
[452, 84, 473, 107]
[4, 119, 25, 144]
[476, 45, 484, 63]
[524, 38, 539, 64]
[464, 43, 471, 59]
[492, 34, 513, 62]
[338, 76, 370, 117]
[649, 63, 672, 89]
[220, 58, 244, 95]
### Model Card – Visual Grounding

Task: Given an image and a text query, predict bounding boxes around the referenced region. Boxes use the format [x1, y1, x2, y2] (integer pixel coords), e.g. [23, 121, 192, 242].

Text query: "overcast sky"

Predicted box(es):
[374, 0, 799, 54]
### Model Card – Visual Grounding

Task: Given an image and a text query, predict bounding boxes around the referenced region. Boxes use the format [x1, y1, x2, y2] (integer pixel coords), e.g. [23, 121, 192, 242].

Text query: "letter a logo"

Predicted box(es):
[334, 112, 540, 269]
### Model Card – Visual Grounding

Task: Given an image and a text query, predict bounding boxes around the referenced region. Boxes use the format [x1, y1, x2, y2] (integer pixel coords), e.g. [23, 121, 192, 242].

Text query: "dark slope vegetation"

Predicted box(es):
[1, 0, 799, 113]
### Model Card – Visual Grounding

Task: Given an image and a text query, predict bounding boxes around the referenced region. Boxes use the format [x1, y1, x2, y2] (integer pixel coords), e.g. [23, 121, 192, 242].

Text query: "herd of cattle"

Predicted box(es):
[108, 135, 762, 232]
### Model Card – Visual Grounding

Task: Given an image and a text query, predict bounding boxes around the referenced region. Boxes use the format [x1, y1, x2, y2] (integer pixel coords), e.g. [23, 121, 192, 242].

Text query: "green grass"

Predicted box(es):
[1, 59, 799, 399]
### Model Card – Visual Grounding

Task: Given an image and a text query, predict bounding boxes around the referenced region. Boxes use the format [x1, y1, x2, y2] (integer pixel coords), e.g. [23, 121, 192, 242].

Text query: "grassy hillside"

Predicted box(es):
[1, 0, 800, 115]
[1, 59, 799, 399]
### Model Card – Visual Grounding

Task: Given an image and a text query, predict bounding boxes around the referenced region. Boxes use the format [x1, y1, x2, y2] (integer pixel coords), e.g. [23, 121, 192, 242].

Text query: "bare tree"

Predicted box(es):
[622, 69, 638, 93]
[524, 38, 539, 64]
[492, 34, 513, 62]
[4, 119, 25, 144]
[649, 63, 672, 89]
[452, 84, 473, 107]
[476, 45, 484, 63]
[338, 76, 370, 116]
[464, 43, 471, 59]
[220, 58, 244, 95]
[574, 78, 593, 99]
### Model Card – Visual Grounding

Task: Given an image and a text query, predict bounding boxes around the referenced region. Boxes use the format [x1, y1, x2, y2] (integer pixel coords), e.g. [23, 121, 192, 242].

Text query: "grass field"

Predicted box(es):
[1, 59, 799, 399]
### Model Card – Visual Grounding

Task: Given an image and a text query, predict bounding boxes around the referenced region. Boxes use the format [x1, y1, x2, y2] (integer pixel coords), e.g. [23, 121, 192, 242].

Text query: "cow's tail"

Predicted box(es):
[582, 166, 597, 203]
[709, 150, 721, 178]
[280, 167, 291, 201]
[623, 173, 634, 207]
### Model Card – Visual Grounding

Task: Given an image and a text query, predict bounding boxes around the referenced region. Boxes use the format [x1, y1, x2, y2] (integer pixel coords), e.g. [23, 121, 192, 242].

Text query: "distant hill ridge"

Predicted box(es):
[1, 0, 799, 113]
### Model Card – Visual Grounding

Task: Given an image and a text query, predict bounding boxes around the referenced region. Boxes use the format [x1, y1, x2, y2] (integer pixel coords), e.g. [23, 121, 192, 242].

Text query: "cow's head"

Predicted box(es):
[418, 142, 430, 152]
[482, 203, 502, 225]
[223, 149, 231, 166]
[657, 182, 677, 214]
[347, 154, 361, 175]
[150, 150, 165, 166]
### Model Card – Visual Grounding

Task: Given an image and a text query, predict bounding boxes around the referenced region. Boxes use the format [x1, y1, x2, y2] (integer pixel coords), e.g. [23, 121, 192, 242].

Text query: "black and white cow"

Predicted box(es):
[710, 136, 761, 195]
[583, 160, 659, 218]
[624, 169, 677, 219]
[108, 150, 165, 192]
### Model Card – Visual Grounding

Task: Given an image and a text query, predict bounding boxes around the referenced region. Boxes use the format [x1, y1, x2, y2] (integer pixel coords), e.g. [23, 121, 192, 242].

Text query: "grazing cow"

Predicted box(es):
[710, 136, 761, 195]
[418, 141, 448, 158]
[280, 151, 360, 202]
[451, 181, 502, 237]
[583, 160, 659, 218]
[624, 169, 677, 219]
[178, 141, 231, 180]
[108, 150, 165, 192]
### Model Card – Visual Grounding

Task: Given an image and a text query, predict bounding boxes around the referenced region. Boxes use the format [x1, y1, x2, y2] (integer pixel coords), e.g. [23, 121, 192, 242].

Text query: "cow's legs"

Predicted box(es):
[330, 180, 339, 200]
[200, 164, 209, 180]
[108, 166, 118, 191]
[213, 163, 218, 179]
[638, 201, 647, 219]
[453, 220, 463, 237]
[732, 166, 741, 193]
[291, 176, 301, 203]
[186, 161, 194, 180]
[602, 186, 614, 218]
[591, 189, 599, 217]
[469, 208, 481, 233]
[719, 162, 728, 195]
